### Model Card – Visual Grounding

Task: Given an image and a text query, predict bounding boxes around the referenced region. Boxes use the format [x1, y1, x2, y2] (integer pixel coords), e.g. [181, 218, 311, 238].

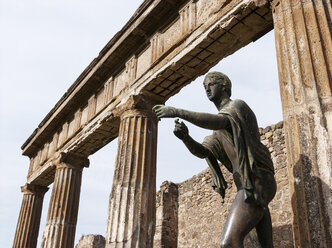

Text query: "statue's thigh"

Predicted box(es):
[221, 189, 265, 243]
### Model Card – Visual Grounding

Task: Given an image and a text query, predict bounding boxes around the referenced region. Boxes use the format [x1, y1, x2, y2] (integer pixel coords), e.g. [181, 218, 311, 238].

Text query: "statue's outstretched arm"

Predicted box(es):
[173, 119, 210, 158]
[153, 105, 229, 130]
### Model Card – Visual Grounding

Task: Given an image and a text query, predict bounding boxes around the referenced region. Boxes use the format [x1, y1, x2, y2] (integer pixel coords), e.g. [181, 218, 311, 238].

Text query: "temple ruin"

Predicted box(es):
[13, 0, 331, 247]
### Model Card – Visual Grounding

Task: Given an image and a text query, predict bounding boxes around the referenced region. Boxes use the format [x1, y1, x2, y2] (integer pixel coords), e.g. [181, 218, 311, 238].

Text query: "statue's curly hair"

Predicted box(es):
[204, 71, 232, 97]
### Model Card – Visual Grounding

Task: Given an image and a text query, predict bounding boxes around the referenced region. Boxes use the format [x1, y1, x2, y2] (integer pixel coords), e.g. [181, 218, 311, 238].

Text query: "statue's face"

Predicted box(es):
[203, 76, 223, 102]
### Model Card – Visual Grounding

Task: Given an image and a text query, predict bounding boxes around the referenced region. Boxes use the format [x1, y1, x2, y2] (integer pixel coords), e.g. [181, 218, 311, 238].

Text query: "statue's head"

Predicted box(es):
[203, 72, 232, 102]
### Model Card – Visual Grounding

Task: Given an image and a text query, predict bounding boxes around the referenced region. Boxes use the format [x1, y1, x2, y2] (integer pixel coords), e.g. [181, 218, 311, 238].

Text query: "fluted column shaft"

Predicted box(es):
[105, 108, 158, 248]
[272, 0, 332, 247]
[41, 154, 89, 248]
[13, 184, 48, 248]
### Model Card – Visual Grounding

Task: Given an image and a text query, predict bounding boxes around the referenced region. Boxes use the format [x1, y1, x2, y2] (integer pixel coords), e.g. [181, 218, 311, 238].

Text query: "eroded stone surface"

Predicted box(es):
[105, 104, 158, 248]
[76, 235, 105, 248]
[154, 181, 179, 248]
[13, 184, 48, 248]
[273, 0, 332, 246]
[41, 154, 88, 248]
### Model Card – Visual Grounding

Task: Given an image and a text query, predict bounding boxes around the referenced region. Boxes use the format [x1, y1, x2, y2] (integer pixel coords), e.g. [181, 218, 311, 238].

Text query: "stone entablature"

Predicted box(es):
[22, 0, 273, 186]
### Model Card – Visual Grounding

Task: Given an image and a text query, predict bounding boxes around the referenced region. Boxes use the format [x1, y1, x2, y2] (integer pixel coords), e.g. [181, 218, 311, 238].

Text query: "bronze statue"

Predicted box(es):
[153, 72, 276, 248]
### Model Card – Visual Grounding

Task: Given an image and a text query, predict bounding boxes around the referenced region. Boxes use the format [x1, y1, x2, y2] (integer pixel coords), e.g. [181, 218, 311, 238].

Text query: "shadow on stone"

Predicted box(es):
[291, 155, 332, 247]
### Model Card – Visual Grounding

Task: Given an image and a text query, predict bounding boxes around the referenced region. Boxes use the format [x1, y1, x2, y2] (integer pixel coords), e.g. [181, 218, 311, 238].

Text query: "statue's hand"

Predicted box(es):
[173, 119, 189, 140]
[152, 104, 177, 120]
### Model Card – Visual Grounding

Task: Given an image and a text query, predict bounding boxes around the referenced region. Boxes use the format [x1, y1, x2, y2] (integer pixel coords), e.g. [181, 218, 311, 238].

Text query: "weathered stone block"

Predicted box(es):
[76, 235, 105, 248]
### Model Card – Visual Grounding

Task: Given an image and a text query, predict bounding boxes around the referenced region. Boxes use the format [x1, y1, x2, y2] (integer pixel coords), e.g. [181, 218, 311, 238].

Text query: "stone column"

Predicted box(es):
[105, 99, 158, 248]
[154, 181, 178, 248]
[272, 1, 332, 247]
[41, 153, 89, 248]
[13, 184, 48, 248]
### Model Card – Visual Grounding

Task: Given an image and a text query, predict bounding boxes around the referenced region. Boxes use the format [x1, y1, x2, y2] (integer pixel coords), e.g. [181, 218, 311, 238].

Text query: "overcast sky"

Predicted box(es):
[0, 0, 282, 247]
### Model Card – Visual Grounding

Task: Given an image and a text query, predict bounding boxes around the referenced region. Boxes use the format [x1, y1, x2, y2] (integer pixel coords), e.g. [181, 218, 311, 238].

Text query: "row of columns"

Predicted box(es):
[13, 153, 89, 248]
[13, 0, 331, 247]
[13, 100, 158, 248]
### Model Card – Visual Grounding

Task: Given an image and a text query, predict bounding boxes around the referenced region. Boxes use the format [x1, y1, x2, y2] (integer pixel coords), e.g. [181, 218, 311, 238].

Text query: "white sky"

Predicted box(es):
[0, 0, 283, 247]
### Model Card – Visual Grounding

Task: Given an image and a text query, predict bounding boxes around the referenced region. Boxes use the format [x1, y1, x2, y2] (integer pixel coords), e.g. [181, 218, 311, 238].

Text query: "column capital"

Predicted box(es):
[21, 183, 49, 196]
[114, 93, 164, 119]
[55, 152, 89, 170]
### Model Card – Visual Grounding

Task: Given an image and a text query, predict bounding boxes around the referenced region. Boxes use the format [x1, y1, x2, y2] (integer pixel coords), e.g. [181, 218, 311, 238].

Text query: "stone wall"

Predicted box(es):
[154, 122, 294, 248]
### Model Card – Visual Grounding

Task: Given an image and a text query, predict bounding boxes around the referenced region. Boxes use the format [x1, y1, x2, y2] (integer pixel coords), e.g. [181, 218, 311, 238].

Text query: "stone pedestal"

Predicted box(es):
[13, 184, 48, 248]
[41, 153, 89, 248]
[105, 106, 158, 248]
[272, 1, 332, 247]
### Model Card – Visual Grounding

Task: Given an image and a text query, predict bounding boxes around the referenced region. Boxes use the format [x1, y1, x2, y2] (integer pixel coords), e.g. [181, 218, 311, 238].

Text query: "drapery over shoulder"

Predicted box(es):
[203, 99, 274, 206]
[221, 99, 274, 205]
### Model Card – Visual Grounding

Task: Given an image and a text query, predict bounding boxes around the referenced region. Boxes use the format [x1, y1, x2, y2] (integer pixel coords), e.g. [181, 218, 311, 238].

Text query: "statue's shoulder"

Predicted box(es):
[232, 99, 247, 106]
[223, 100, 254, 118]
[224, 99, 247, 111]
[232, 99, 252, 111]
[219, 99, 250, 116]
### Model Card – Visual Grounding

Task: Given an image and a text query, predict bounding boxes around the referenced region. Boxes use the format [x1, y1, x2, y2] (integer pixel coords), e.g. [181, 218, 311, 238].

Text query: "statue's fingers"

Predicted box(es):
[175, 122, 183, 128]
[154, 108, 163, 114]
[153, 106, 163, 113]
[153, 104, 163, 110]
[180, 121, 187, 129]
[174, 125, 182, 131]
[152, 106, 159, 112]
[155, 109, 163, 116]
[159, 112, 166, 118]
